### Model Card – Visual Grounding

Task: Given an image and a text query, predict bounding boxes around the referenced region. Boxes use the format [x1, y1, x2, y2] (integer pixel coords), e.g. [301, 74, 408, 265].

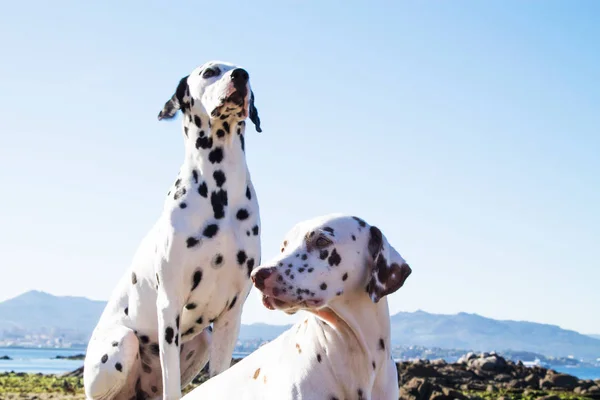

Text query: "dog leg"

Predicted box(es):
[207, 290, 247, 378]
[179, 328, 212, 389]
[156, 258, 186, 400]
[84, 326, 140, 400]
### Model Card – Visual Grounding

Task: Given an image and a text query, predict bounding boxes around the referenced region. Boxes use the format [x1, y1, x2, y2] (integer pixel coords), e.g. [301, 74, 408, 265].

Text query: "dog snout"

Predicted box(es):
[231, 68, 249, 85]
[251, 267, 275, 290]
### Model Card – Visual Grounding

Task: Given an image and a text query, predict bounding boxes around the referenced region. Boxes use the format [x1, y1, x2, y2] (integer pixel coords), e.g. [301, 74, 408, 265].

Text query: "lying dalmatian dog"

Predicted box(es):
[182, 214, 412, 400]
[83, 61, 263, 400]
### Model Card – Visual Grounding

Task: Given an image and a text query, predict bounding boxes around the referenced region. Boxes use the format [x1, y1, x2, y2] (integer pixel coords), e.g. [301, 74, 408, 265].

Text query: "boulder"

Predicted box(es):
[457, 352, 477, 364]
[524, 373, 540, 388]
[540, 373, 579, 390]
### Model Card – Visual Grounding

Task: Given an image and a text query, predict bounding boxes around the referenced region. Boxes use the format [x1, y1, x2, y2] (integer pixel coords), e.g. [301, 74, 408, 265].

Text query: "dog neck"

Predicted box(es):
[309, 292, 393, 393]
[180, 110, 250, 194]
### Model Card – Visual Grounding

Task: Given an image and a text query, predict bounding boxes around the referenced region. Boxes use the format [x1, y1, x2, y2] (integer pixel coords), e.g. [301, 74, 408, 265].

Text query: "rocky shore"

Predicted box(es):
[1, 352, 598, 399]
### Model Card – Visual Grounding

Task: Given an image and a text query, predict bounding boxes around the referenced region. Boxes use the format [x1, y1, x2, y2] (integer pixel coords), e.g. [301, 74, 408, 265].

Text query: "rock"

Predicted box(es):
[457, 352, 476, 364]
[468, 355, 508, 372]
[431, 358, 447, 366]
[494, 373, 512, 383]
[442, 387, 468, 400]
[486, 385, 498, 393]
[507, 379, 526, 389]
[540, 373, 579, 390]
[524, 373, 540, 388]
[0, 355, 11, 360]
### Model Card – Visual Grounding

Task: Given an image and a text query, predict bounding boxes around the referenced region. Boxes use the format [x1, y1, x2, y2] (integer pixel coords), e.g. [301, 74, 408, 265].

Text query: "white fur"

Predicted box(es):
[183, 214, 412, 400]
[84, 61, 262, 400]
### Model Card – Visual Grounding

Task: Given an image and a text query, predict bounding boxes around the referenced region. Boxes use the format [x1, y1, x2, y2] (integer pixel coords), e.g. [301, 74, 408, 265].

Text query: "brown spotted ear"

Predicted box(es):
[249, 90, 262, 132]
[365, 226, 412, 303]
[158, 75, 189, 121]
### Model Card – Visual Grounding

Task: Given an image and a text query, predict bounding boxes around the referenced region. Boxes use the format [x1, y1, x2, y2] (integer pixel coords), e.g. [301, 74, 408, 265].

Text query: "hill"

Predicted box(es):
[1, 291, 599, 361]
[390, 310, 600, 361]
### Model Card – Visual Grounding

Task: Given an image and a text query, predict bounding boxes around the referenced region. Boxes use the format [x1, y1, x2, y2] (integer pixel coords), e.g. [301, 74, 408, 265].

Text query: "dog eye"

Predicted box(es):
[315, 237, 331, 248]
[202, 68, 219, 79]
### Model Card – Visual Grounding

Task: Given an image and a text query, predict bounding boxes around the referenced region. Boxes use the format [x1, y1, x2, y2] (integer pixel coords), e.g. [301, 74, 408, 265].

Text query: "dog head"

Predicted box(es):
[251, 214, 412, 314]
[158, 60, 261, 132]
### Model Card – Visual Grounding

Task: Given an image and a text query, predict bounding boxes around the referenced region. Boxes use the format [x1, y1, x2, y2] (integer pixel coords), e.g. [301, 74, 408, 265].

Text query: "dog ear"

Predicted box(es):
[158, 75, 189, 121]
[365, 225, 412, 303]
[249, 91, 262, 133]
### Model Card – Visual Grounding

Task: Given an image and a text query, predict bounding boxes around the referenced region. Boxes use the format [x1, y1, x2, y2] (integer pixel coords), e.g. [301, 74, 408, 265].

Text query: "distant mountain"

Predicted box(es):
[588, 334, 600, 340]
[389, 310, 600, 361]
[0, 291, 107, 343]
[2, 291, 599, 361]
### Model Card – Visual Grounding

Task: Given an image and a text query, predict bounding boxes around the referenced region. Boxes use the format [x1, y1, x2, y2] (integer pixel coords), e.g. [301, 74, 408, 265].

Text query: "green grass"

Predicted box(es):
[0, 373, 84, 394]
[463, 388, 589, 400]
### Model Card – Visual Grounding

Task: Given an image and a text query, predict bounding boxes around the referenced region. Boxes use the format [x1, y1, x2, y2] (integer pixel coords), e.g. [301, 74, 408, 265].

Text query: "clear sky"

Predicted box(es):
[1, 1, 598, 334]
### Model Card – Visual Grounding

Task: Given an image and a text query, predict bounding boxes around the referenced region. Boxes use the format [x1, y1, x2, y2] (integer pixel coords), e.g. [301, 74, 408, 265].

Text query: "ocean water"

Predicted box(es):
[0, 347, 249, 375]
[1, 347, 599, 380]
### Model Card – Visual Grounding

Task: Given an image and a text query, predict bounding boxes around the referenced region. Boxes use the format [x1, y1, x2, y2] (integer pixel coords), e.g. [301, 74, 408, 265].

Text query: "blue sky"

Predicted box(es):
[1, 1, 598, 334]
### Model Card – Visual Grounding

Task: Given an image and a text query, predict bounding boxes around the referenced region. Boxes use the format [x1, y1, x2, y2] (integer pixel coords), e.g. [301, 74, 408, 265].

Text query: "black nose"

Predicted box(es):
[252, 268, 273, 290]
[231, 68, 249, 84]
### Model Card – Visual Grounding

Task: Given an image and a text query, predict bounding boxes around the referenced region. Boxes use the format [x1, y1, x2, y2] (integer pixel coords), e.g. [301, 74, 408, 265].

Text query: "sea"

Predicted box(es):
[0, 347, 249, 375]
[1, 347, 599, 380]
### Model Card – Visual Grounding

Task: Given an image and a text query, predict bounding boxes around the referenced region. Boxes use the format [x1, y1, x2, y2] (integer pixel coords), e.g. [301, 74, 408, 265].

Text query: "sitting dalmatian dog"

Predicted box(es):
[83, 61, 263, 400]
[182, 214, 412, 400]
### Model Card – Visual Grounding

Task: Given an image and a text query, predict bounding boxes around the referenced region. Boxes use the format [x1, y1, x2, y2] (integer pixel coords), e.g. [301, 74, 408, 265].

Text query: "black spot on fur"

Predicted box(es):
[223, 121, 230, 134]
[192, 170, 198, 184]
[124, 307, 128, 316]
[358, 388, 364, 400]
[139, 335, 149, 344]
[173, 187, 186, 200]
[193, 115, 202, 128]
[182, 327, 195, 336]
[328, 248, 341, 266]
[379, 338, 385, 350]
[101, 354, 108, 363]
[195, 135, 213, 150]
[252, 225, 259, 235]
[237, 250, 247, 265]
[208, 147, 224, 163]
[301, 254, 307, 260]
[246, 186, 252, 200]
[175, 335, 179, 347]
[112, 341, 118, 347]
[186, 237, 199, 248]
[176, 315, 180, 330]
[183, 126, 188, 137]
[308, 267, 314, 273]
[228, 295, 238, 310]
[353, 216, 366, 227]
[319, 250, 329, 260]
[142, 364, 152, 374]
[150, 343, 159, 356]
[236, 208, 249, 220]
[179, 202, 187, 209]
[317, 354, 322, 363]
[216, 129, 226, 138]
[196, 316, 203, 325]
[320, 283, 327, 290]
[213, 170, 226, 187]
[247, 258, 255, 277]
[342, 273, 348, 281]
[203, 224, 219, 238]
[174, 179, 181, 188]
[115, 362, 123, 372]
[210, 189, 228, 219]
[323, 227, 334, 235]
[191, 270, 203, 290]
[151, 386, 158, 394]
[131, 272, 137, 285]
[214, 254, 223, 265]
[185, 303, 197, 310]
[165, 327, 174, 344]
[198, 182, 208, 197]
[372, 361, 376, 370]
[352, 234, 356, 241]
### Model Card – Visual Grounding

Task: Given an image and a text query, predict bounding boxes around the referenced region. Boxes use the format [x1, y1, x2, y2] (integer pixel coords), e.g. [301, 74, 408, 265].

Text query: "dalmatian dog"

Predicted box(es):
[83, 61, 263, 400]
[182, 214, 412, 400]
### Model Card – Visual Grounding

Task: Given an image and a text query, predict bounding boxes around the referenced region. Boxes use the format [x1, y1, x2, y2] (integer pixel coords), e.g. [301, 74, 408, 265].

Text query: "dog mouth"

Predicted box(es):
[211, 87, 249, 118]
[261, 293, 324, 312]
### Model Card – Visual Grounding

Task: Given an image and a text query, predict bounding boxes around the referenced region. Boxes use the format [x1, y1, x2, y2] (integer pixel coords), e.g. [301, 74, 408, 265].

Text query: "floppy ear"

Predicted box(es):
[249, 91, 262, 132]
[158, 75, 189, 121]
[365, 226, 412, 303]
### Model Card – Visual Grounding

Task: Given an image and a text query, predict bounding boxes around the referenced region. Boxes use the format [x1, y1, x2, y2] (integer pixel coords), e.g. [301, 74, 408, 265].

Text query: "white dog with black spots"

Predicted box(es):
[182, 214, 412, 400]
[83, 61, 263, 400]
